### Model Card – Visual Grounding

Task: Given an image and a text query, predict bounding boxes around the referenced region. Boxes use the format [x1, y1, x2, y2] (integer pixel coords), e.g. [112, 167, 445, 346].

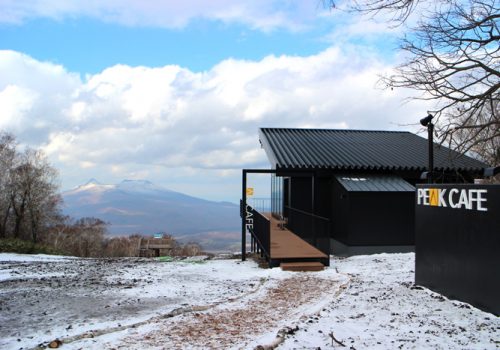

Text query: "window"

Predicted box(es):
[271, 174, 283, 219]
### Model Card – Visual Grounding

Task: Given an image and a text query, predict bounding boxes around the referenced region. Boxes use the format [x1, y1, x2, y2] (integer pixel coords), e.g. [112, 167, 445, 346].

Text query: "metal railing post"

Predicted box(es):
[241, 170, 247, 261]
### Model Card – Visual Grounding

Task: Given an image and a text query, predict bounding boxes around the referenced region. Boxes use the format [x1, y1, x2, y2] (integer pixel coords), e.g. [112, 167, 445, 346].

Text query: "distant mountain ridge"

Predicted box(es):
[61, 179, 240, 250]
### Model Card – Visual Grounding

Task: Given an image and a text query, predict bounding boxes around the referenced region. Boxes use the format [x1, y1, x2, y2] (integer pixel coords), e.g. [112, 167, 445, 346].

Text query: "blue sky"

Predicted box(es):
[1, 17, 334, 74]
[0, 1, 430, 202]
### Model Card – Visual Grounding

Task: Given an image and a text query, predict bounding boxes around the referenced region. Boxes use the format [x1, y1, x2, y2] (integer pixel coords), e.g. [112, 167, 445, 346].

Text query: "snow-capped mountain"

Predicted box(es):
[62, 179, 240, 249]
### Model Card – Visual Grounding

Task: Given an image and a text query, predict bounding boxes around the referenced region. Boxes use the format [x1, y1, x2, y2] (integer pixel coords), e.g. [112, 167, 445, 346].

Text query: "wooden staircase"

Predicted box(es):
[280, 261, 325, 272]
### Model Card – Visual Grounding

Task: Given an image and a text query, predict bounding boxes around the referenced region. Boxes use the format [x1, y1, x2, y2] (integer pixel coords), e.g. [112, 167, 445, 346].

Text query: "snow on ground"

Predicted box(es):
[0, 253, 76, 263]
[0, 254, 285, 350]
[277, 254, 498, 349]
[0, 253, 497, 350]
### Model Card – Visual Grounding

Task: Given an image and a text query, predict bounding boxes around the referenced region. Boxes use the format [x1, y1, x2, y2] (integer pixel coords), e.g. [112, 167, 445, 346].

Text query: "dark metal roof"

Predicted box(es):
[259, 128, 487, 172]
[335, 175, 415, 192]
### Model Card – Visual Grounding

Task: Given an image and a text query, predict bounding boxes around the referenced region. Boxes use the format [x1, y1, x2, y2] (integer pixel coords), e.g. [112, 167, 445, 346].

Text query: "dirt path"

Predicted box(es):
[114, 274, 346, 349]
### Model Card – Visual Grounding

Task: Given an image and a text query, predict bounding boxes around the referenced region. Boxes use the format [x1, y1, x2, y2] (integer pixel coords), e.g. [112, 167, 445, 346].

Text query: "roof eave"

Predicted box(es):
[258, 128, 280, 169]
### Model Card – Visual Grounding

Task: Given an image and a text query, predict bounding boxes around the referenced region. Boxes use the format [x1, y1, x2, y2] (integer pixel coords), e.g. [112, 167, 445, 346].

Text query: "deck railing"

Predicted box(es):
[285, 206, 331, 256]
[242, 202, 271, 260]
[251, 206, 271, 259]
[247, 197, 271, 213]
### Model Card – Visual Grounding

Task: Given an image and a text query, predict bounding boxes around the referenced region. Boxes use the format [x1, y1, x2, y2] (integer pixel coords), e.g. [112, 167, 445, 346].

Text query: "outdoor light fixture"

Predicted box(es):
[421, 114, 434, 183]
[420, 114, 434, 127]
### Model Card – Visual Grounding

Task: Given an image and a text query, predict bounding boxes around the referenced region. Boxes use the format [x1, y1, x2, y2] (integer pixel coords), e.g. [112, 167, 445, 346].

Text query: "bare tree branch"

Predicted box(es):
[331, 0, 499, 165]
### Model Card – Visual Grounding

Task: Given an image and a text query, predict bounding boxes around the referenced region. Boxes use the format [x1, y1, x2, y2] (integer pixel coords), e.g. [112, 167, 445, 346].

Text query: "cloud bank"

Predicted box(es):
[0, 48, 429, 200]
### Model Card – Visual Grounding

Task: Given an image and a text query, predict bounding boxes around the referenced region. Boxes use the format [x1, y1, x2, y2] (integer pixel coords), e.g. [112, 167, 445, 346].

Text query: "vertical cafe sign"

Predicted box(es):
[245, 204, 253, 231]
[245, 187, 254, 230]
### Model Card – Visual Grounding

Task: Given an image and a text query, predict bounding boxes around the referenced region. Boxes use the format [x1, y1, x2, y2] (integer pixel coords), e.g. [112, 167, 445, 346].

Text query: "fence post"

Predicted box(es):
[241, 170, 247, 261]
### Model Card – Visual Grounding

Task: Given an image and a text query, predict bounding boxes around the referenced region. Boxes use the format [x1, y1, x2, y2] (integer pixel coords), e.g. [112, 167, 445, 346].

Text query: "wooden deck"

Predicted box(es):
[262, 214, 328, 268]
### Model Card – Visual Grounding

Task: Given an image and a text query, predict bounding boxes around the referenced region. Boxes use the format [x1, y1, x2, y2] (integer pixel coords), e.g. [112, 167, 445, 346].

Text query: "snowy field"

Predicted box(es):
[0, 253, 497, 350]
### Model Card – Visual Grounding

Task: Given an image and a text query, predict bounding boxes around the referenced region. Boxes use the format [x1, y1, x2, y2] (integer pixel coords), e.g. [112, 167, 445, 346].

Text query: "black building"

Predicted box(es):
[258, 128, 487, 255]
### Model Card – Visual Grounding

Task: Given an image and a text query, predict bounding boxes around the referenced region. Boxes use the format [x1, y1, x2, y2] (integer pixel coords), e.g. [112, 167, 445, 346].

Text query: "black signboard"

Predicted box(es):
[415, 184, 500, 315]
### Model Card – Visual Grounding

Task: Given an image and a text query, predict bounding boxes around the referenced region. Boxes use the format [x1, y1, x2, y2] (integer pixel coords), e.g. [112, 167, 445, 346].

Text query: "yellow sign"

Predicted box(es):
[246, 187, 254, 196]
[429, 188, 439, 206]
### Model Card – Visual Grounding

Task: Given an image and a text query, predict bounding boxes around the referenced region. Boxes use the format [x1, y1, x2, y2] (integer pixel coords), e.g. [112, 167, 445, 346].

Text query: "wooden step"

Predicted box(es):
[280, 261, 324, 272]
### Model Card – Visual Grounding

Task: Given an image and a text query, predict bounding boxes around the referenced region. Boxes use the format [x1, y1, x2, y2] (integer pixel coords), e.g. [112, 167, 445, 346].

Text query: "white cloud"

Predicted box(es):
[0, 48, 431, 201]
[0, 85, 37, 130]
[0, 0, 323, 31]
[0, 50, 81, 143]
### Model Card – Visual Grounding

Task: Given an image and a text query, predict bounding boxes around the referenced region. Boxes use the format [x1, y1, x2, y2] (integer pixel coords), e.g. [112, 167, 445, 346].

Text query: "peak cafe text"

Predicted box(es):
[417, 188, 488, 212]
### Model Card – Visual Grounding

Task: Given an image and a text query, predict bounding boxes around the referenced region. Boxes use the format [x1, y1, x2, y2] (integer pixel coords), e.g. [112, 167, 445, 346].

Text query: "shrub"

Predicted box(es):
[0, 238, 63, 255]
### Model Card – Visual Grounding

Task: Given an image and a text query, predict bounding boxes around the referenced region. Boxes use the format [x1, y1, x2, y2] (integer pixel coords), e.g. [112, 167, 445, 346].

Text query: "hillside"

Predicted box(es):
[62, 179, 240, 250]
[1, 253, 497, 349]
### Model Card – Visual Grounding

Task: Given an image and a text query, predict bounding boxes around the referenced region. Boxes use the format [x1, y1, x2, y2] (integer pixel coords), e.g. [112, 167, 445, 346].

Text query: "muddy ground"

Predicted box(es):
[0, 256, 268, 349]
